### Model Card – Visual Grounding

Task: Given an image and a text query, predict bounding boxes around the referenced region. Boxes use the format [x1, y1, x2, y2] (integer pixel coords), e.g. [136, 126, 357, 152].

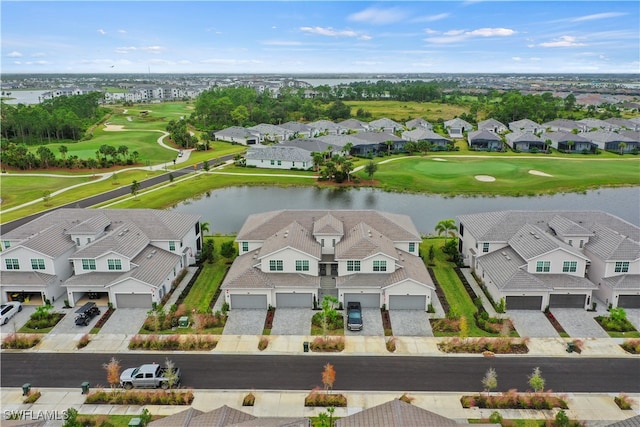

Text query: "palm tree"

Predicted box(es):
[343, 142, 354, 157]
[566, 140, 575, 153]
[200, 221, 210, 236]
[544, 139, 552, 154]
[618, 142, 627, 155]
[385, 140, 394, 155]
[435, 219, 457, 243]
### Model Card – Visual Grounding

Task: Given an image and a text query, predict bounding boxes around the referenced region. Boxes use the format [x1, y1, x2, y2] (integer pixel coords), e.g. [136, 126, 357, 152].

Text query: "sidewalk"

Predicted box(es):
[1, 388, 637, 426]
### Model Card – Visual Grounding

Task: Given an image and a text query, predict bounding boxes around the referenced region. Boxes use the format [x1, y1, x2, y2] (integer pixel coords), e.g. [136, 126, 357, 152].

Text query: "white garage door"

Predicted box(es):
[115, 294, 152, 308]
[276, 293, 312, 308]
[389, 295, 426, 310]
[230, 294, 268, 309]
[344, 293, 380, 308]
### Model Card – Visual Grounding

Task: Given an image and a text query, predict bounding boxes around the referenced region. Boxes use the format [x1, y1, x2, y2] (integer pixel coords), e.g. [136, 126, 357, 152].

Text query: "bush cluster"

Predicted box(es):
[23, 390, 41, 404]
[430, 318, 460, 333]
[24, 312, 64, 330]
[258, 336, 269, 351]
[310, 336, 345, 352]
[311, 311, 344, 330]
[386, 337, 397, 352]
[595, 316, 637, 332]
[76, 333, 91, 349]
[242, 392, 256, 406]
[128, 334, 217, 351]
[85, 389, 194, 405]
[461, 390, 568, 409]
[1, 333, 41, 349]
[304, 390, 347, 407]
[621, 339, 640, 354]
[438, 337, 529, 354]
[614, 393, 633, 410]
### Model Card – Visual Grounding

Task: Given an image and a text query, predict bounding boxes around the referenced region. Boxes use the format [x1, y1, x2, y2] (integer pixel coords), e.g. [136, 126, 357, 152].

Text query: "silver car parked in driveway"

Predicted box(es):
[1, 302, 23, 325]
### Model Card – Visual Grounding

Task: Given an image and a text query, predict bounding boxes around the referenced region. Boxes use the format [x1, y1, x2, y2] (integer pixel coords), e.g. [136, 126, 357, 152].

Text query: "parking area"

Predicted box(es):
[98, 308, 149, 335]
[270, 309, 313, 335]
[223, 309, 266, 335]
[552, 309, 609, 338]
[509, 310, 559, 338]
[0, 305, 37, 333]
[389, 310, 433, 337]
[345, 308, 384, 336]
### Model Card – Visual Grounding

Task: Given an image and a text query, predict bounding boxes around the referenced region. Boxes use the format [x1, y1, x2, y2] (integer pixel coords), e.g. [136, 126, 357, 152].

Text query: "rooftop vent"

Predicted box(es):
[501, 251, 507, 256]
[506, 256, 511, 260]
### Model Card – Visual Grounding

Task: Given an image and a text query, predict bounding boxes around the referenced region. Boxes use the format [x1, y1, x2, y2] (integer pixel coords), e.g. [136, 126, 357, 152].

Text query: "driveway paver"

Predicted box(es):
[98, 308, 149, 335]
[624, 309, 640, 331]
[552, 308, 609, 338]
[48, 306, 101, 334]
[345, 308, 384, 336]
[389, 310, 433, 337]
[270, 309, 313, 336]
[0, 305, 37, 333]
[509, 310, 559, 338]
[223, 309, 266, 335]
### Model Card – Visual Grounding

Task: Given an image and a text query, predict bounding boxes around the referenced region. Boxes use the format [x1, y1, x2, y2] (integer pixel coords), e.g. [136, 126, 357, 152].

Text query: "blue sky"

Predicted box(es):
[2, 1, 638, 74]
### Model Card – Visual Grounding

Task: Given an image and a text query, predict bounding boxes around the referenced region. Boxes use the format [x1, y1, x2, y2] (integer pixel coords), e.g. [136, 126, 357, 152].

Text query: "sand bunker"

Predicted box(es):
[529, 170, 553, 177]
[432, 158, 447, 162]
[104, 124, 125, 131]
[475, 175, 496, 182]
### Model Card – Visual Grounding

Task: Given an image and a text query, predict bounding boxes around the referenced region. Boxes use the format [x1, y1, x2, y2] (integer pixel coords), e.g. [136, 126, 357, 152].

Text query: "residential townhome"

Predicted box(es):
[467, 129, 503, 151]
[278, 121, 316, 139]
[444, 118, 474, 138]
[457, 210, 640, 311]
[0, 209, 201, 308]
[605, 118, 640, 132]
[577, 118, 616, 132]
[583, 130, 637, 153]
[222, 210, 434, 310]
[542, 130, 595, 153]
[508, 118, 542, 134]
[542, 119, 585, 133]
[245, 146, 313, 170]
[478, 118, 507, 134]
[247, 123, 291, 143]
[368, 117, 405, 133]
[505, 131, 547, 152]
[280, 138, 341, 156]
[212, 126, 260, 145]
[401, 128, 451, 150]
[338, 118, 370, 133]
[405, 117, 433, 130]
[307, 119, 345, 135]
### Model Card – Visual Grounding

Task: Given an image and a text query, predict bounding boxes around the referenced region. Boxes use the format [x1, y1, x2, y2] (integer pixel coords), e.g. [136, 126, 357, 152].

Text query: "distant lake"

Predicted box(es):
[172, 186, 640, 235]
[2, 90, 47, 105]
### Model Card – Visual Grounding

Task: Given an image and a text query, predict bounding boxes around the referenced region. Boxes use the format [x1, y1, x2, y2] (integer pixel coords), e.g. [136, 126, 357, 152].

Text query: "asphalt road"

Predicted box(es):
[0, 154, 235, 234]
[2, 353, 638, 392]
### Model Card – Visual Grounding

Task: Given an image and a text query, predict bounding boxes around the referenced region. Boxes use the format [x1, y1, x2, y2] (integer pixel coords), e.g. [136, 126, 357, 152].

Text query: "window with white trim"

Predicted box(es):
[3, 241, 11, 249]
[269, 260, 283, 271]
[169, 241, 176, 251]
[536, 261, 551, 272]
[347, 260, 360, 272]
[242, 242, 249, 252]
[408, 242, 415, 253]
[615, 261, 630, 273]
[295, 260, 309, 272]
[108, 259, 122, 271]
[562, 261, 577, 273]
[82, 259, 96, 270]
[373, 260, 387, 272]
[5, 259, 20, 270]
[31, 259, 46, 270]
[482, 243, 490, 253]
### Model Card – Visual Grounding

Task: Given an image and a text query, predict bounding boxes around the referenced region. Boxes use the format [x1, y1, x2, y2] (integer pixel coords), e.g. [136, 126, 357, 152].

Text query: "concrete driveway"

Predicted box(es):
[98, 308, 149, 335]
[270, 309, 313, 335]
[389, 310, 433, 337]
[509, 310, 559, 338]
[48, 306, 100, 334]
[345, 308, 384, 336]
[625, 309, 640, 331]
[552, 308, 609, 338]
[0, 305, 37, 333]
[223, 309, 266, 335]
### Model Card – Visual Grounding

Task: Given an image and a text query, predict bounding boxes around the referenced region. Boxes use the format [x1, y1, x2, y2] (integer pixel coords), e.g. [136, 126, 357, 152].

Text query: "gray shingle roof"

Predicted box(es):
[509, 118, 541, 131]
[583, 130, 635, 144]
[335, 399, 460, 427]
[508, 223, 585, 261]
[259, 221, 321, 260]
[12, 223, 77, 258]
[505, 131, 544, 144]
[335, 222, 398, 261]
[405, 118, 432, 129]
[70, 222, 150, 260]
[444, 118, 474, 130]
[468, 130, 501, 142]
[369, 117, 404, 130]
[280, 138, 333, 153]
[1, 271, 58, 287]
[601, 274, 640, 290]
[213, 126, 259, 139]
[246, 146, 312, 162]
[478, 118, 506, 130]
[542, 130, 590, 143]
[548, 215, 593, 238]
[402, 128, 450, 143]
[586, 224, 640, 261]
[248, 123, 289, 136]
[338, 119, 369, 131]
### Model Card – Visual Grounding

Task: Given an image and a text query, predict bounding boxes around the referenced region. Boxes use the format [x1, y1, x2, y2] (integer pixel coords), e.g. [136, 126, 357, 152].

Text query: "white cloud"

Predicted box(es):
[426, 27, 516, 44]
[300, 26, 363, 38]
[7, 51, 23, 57]
[571, 12, 627, 22]
[424, 28, 438, 35]
[31, 52, 46, 57]
[512, 56, 522, 61]
[539, 36, 585, 48]
[348, 7, 407, 25]
[413, 13, 450, 23]
[359, 35, 372, 41]
[140, 46, 165, 54]
[97, 29, 106, 35]
[118, 29, 127, 34]
[115, 46, 137, 54]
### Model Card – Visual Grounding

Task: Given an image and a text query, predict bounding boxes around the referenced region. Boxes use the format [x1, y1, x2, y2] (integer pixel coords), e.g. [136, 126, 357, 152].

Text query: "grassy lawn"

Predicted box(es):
[0, 174, 95, 209]
[182, 235, 236, 313]
[421, 238, 494, 337]
[362, 156, 640, 196]
[344, 100, 468, 122]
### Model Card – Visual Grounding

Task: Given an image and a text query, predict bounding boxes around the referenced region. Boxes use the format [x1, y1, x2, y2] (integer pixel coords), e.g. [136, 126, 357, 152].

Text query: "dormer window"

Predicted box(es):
[373, 260, 387, 272]
[409, 242, 415, 253]
[169, 241, 176, 251]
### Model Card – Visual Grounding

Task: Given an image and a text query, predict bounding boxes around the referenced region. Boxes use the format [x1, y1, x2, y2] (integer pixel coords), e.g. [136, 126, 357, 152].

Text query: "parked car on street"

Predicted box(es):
[1, 301, 22, 325]
[120, 363, 181, 390]
[74, 302, 100, 326]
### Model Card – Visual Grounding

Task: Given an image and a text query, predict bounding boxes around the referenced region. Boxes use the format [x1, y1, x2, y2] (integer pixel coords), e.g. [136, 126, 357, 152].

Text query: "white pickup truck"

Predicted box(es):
[119, 363, 181, 390]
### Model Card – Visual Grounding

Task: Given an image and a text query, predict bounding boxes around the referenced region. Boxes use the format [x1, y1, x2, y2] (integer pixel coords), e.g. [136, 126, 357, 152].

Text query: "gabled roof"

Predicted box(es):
[600, 274, 640, 290]
[213, 126, 259, 139]
[587, 224, 640, 261]
[548, 215, 593, 238]
[9, 223, 76, 258]
[70, 222, 150, 260]
[338, 118, 369, 131]
[1, 271, 58, 287]
[583, 130, 635, 144]
[509, 118, 541, 131]
[543, 119, 581, 131]
[335, 398, 460, 427]
[369, 117, 404, 130]
[279, 121, 314, 133]
[64, 213, 111, 235]
[406, 117, 432, 129]
[127, 245, 182, 286]
[313, 213, 344, 236]
[402, 128, 450, 143]
[248, 123, 289, 135]
[308, 119, 343, 132]
[505, 131, 544, 144]
[149, 405, 255, 427]
[478, 118, 506, 130]
[468, 130, 501, 142]
[540, 131, 591, 144]
[259, 221, 321, 260]
[508, 224, 587, 261]
[577, 118, 614, 130]
[444, 117, 473, 130]
[335, 222, 398, 261]
[246, 146, 312, 162]
[476, 247, 550, 291]
[280, 138, 334, 153]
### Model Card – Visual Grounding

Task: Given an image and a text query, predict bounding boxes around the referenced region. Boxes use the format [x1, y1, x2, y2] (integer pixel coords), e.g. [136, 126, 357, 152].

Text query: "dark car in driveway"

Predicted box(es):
[347, 302, 363, 331]
[74, 302, 100, 326]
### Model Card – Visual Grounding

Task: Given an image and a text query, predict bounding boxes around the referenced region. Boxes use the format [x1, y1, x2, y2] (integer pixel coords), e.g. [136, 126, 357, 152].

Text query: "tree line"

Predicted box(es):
[1, 92, 108, 144]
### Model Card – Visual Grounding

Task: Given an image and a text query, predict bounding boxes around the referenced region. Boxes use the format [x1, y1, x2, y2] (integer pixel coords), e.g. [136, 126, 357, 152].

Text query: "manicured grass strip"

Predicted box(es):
[0, 175, 94, 210]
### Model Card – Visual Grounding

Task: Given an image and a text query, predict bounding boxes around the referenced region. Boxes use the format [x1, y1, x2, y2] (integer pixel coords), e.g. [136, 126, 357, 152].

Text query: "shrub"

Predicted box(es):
[621, 339, 640, 354]
[399, 393, 414, 404]
[128, 334, 217, 351]
[85, 389, 194, 405]
[386, 337, 397, 352]
[310, 336, 344, 352]
[615, 393, 633, 410]
[258, 336, 269, 351]
[23, 390, 41, 404]
[304, 389, 347, 407]
[242, 392, 255, 406]
[461, 390, 567, 409]
[1, 333, 41, 349]
[77, 334, 91, 349]
[438, 337, 529, 354]
[488, 411, 503, 424]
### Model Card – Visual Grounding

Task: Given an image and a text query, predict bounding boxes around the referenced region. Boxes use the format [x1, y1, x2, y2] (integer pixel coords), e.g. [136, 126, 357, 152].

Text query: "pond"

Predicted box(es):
[172, 186, 640, 234]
